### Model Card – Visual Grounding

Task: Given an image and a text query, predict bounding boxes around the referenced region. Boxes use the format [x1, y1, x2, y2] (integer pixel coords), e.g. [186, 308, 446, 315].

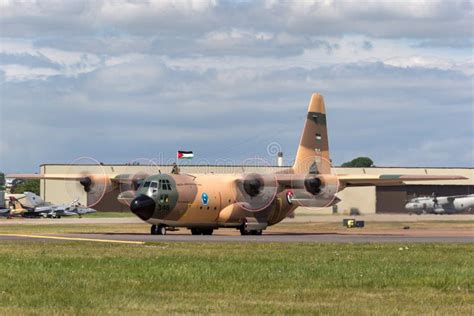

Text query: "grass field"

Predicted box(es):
[81, 211, 135, 218]
[0, 242, 472, 315]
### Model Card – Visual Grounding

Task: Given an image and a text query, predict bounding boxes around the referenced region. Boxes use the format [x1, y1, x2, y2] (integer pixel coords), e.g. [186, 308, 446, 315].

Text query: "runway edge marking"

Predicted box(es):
[0, 233, 145, 245]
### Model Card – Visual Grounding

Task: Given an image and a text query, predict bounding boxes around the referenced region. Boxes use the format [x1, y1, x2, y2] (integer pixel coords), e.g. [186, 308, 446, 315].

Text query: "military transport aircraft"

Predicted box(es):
[8, 93, 466, 235]
[406, 193, 474, 214]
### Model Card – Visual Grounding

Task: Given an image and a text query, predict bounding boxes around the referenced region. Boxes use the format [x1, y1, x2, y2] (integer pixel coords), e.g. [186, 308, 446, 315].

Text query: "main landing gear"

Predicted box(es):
[239, 228, 263, 236]
[150, 224, 167, 235]
[190, 228, 214, 235]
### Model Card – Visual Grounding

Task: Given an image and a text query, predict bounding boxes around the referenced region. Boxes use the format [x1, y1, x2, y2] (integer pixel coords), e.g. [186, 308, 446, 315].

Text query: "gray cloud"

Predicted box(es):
[1, 0, 472, 54]
[1, 60, 472, 172]
[0, 0, 472, 172]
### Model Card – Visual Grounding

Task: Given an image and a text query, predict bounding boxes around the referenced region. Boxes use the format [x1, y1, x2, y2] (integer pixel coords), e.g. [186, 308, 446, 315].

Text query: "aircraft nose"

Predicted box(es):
[130, 195, 156, 221]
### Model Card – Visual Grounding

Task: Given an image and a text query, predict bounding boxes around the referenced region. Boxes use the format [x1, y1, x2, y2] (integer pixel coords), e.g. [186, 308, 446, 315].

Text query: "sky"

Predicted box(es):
[0, 0, 473, 173]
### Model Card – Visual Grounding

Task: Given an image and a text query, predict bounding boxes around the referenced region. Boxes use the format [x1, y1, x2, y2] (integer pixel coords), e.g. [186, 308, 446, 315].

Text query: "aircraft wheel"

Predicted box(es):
[250, 230, 263, 235]
[191, 228, 201, 235]
[202, 228, 214, 235]
[150, 225, 157, 235]
[157, 224, 167, 235]
[239, 227, 250, 236]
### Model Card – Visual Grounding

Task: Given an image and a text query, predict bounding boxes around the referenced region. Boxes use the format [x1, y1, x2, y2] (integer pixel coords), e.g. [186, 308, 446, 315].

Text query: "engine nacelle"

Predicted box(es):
[243, 174, 265, 197]
[295, 175, 339, 208]
[304, 177, 322, 195]
[237, 173, 277, 212]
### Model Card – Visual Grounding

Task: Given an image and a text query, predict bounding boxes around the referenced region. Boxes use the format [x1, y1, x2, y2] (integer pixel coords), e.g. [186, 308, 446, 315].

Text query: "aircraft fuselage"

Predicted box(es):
[130, 173, 298, 229]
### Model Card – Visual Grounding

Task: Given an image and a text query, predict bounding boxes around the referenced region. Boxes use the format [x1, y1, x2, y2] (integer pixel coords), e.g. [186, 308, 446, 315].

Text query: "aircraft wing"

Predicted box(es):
[337, 174, 467, 187]
[7, 173, 92, 180]
[33, 206, 54, 213]
[7, 173, 140, 183]
[274, 174, 466, 188]
[59, 210, 79, 216]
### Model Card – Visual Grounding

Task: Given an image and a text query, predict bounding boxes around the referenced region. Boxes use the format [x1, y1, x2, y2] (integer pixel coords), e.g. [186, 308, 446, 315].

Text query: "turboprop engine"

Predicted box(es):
[236, 173, 278, 212]
[64, 157, 112, 207]
[289, 174, 340, 208]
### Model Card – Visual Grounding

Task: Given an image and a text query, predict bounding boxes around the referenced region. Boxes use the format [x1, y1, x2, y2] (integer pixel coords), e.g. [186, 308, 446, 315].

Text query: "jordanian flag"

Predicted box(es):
[177, 150, 194, 159]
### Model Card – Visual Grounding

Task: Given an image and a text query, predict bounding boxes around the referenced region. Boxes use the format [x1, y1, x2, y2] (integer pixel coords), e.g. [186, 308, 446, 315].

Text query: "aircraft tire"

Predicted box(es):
[151, 224, 167, 235]
[191, 228, 202, 235]
[157, 224, 167, 235]
[250, 230, 263, 235]
[239, 227, 250, 236]
[202, 228, 214, 235]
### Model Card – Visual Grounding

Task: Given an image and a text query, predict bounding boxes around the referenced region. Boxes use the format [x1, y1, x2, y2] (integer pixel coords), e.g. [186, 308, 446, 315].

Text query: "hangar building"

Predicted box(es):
[39, 164, 473, 215]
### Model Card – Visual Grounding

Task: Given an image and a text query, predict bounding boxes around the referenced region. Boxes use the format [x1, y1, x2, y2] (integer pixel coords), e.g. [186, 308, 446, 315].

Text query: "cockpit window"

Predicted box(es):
[157, 179, 172, 190]
[143, 181, 151, 188]
[150, 182, 158, 188]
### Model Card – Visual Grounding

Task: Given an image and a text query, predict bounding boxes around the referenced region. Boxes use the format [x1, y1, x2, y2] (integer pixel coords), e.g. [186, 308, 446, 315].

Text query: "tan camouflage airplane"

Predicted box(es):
[8, 93, 466, 235]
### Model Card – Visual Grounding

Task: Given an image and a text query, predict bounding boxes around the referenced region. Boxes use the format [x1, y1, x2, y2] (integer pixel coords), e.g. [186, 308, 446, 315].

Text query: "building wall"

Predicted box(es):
[39, 164, 473, 214]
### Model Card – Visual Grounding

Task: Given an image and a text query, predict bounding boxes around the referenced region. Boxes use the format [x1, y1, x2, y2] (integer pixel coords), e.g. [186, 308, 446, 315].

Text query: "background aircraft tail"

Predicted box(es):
[293, 93, 331, 174]
[24, 192, 46, 207]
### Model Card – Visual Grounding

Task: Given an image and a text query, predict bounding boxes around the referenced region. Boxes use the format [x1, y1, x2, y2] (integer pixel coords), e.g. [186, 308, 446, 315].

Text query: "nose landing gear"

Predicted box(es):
[151, 224, 167, 235]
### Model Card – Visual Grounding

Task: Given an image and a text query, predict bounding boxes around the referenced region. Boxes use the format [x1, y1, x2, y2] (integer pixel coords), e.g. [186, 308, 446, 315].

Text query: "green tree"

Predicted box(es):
[341, 157, 374, 168]
[11, 180, 40, 195]
[0, 172, 4, 190]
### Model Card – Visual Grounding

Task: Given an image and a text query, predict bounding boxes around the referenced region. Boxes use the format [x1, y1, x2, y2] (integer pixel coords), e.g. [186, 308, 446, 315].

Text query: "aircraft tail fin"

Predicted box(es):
[293, 93, 331, 174]
[24, 192, 45, 207]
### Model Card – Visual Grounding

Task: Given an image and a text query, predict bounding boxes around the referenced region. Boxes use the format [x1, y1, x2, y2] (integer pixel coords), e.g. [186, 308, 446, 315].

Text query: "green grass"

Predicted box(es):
[0, 242, 472, 315]
[84, 211, 134, 218]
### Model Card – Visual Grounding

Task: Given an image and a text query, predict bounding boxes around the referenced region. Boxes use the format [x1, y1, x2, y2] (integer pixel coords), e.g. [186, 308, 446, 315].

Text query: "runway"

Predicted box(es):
[1, 229, 473, 244]
[1, 214, 472, 244]
[0, 213, 473, 225]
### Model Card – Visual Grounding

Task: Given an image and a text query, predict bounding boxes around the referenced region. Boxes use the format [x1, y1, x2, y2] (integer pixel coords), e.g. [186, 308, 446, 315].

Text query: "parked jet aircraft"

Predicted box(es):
[0, 208, 10, 217]
[8, 93, 466, 234]
[406, 193, 474, 214]
[9, 192, 96, 218]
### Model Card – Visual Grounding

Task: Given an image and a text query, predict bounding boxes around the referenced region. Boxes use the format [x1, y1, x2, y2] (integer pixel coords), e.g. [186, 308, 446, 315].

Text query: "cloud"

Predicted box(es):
[0, 1, 472, 172]
[1, 59, 472, 171]
[0, 39, 103, 81]
[1, 1, 472, 42]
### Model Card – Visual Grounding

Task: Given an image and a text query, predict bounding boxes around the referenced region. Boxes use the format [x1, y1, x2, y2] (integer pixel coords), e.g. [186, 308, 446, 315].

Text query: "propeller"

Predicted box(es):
[118, 158, 160, 206]
[65, 157, 110, 208]
[234, 158, 281, 212]
[289, 155, 339, 209]
[235, 172, 278, 212]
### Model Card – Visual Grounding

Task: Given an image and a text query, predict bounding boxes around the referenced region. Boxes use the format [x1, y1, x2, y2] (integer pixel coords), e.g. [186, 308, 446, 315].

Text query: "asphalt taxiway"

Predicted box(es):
[0, 214, 472, 225]
[0, 229, 473, 244]
[0, 234, 472, 243]
[1, 214, 472, 244]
